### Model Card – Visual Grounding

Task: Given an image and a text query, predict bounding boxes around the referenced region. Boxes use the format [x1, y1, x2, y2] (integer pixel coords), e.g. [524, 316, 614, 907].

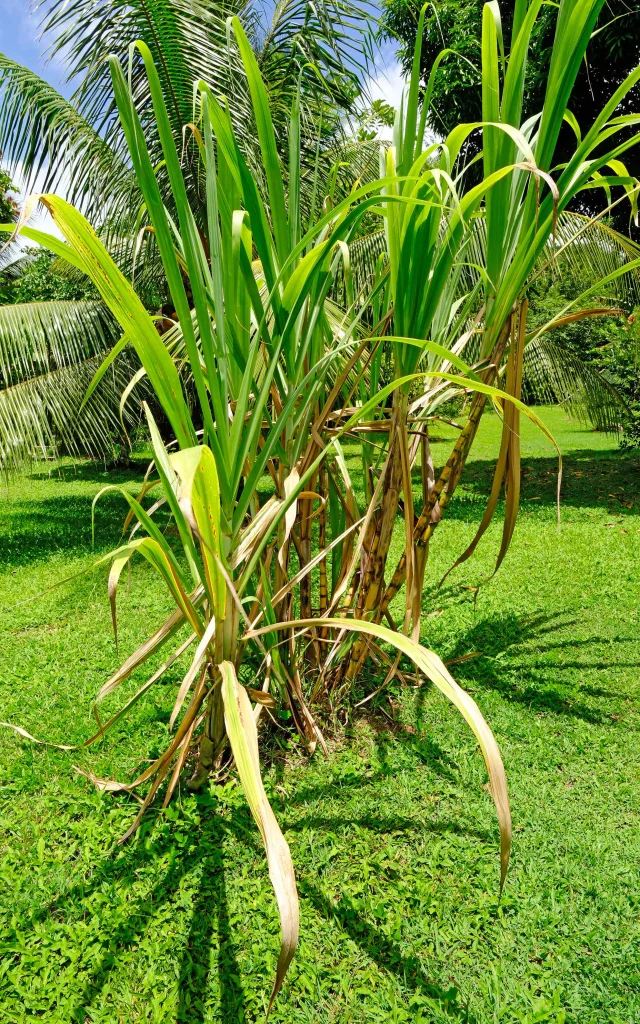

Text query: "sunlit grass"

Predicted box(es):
[1, 407, 638, 1023]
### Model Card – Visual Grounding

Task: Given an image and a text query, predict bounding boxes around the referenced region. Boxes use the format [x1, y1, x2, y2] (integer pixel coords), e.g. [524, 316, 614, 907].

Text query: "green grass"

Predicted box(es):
[1, 407, 639, 1023]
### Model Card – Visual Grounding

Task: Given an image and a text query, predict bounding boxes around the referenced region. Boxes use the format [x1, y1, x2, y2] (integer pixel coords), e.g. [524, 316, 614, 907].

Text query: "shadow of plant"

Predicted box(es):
[26, 458, 152, 486]
[423, 447, 640, 519]
[298, 876, 476, 1022]
[438, 611, 640, 725]
[53, 799, 250, 1023]
[176, 825, 246, 1024]
[5, 759, 495, 1023]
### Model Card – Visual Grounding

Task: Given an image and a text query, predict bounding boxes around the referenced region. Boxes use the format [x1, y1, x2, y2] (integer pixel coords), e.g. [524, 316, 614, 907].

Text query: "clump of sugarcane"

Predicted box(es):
[2, 1, 640, 1016]
[328, 0, 640, 686]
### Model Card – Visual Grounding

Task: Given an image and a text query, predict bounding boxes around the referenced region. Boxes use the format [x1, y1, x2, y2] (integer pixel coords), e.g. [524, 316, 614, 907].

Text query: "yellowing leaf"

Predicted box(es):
[248, 618, 512, 889]
[220, 661, 298, 1014]
[171, 445, 226, 618]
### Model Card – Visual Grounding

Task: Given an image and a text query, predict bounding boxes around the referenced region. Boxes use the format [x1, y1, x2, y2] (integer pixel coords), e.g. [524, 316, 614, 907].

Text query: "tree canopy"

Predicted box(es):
[0, 167, 17, 224]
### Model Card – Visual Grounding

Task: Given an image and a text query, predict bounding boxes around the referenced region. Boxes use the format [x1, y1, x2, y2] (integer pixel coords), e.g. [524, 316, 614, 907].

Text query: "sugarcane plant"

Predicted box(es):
[340, 0, 640, 679]
[2, 0, 640, 1012]
[0, 0, 376, 472]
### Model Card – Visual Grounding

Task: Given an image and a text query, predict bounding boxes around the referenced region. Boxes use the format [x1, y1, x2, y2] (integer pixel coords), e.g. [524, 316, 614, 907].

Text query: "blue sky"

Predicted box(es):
[0, 0, 68, 89]
[1, 3, 72, 229]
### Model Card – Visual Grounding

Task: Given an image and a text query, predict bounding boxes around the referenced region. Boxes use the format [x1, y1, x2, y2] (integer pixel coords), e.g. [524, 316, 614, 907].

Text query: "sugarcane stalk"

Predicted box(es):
[318, 463, 328, 635]
[375, 316, 514, 626]
[187, 668, 225, 791]
[342, 388, 407, 682]
[298, 471, 316, 621]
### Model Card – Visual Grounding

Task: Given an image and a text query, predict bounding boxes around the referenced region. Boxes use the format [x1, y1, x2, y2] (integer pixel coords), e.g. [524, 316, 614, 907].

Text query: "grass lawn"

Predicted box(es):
[0, 406, 639, 1024]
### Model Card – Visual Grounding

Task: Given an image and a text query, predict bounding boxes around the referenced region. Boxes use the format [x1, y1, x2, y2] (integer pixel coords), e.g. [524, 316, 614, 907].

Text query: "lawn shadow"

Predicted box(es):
[286, 809, 494, 847]
[26, 458, 151, 485]
[0, 492, 175, 571]
[176, 814, 247, 1024]
[298, 876, 476, 1022]
[0, 494, 133, 569]
[367, 709, 460, 783]
[60, 795, 249, 1023]
[11, 762, 496, 1022]
[439, 610, 640, 724]
[423, 446, 640, 520]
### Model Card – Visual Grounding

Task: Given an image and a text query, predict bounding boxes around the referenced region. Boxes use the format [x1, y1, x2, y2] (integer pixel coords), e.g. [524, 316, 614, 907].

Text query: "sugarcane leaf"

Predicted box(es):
[220, 661, 299, 1014]
[170, 616, 217, 730]
[230, 17, 290, 265]
[170, 445, 226, 619]
[27, 196, 195, 449]
[98, 537, 204, 637]
[144, 403, 202, 586]
[248, 619, 511, 889]
[81, 331, 130, 410]
[96, 598, 203, 703]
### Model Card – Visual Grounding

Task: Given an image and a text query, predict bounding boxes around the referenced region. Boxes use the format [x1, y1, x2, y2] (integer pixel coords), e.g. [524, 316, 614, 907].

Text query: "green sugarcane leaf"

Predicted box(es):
[144, 404, 202, 587]
[171, 446, 227, 620]
[34, 196, 195, 449]
[230, 17, 290, 266]
[81, 332, 130, 411]
[98, 537, 204, 638]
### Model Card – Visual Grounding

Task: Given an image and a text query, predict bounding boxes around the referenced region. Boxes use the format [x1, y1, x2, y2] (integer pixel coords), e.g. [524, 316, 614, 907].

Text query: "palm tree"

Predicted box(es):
[0, 0, 374, 468]
[0, 0, 372, 223]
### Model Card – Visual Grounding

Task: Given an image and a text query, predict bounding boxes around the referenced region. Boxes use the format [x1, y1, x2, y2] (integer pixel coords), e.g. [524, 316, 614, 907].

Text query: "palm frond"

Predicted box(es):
[42, 0, 207, 139]
[322, 137, 382, 197]
[3, 0, 375, 242]
[0, 351, 143, 468]
[534, 211, 640, 308]
[0, 299, 140, 467]
[0, 251, 39, 281]
[0, 244, 30, 282]
[523, 335, 628, 432]
[255, 0, 372, 113]
[0, 56, 137, 224]
[0, 300, 117, 387]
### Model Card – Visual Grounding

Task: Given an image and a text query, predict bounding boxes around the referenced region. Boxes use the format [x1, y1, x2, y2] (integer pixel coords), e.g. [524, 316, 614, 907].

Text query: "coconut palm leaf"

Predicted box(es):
[522, 334, 629, 431]
[42, 0, 229, 137]
[522, 211, 640, 306]
[0, 245, 29, 283]
[0, 300, 139, 468]
[0, 250, 38, 281]
[0, 351, 142, 468]
[464, 212, 640, 308]
[0, 56, 138, 226]
[0, 300, 116, 387]
[254, 0, 372, 114]
[8, 0, 373, 230]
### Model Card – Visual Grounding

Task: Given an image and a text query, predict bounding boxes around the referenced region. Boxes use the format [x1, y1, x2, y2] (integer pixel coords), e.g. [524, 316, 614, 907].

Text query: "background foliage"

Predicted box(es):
[1, 249, 99, 303]
[0, 167, 17, 224]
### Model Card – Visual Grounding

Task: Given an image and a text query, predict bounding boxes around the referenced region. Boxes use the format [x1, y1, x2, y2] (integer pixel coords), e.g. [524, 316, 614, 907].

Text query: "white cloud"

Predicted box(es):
[362, 60, 406, 141]
[362, 56, 441, 147]
[368, 61, 407, 112]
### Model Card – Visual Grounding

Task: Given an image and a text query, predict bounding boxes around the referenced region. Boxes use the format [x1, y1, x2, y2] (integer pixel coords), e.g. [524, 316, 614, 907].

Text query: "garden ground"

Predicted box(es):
[0, 407, 639, 1023]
